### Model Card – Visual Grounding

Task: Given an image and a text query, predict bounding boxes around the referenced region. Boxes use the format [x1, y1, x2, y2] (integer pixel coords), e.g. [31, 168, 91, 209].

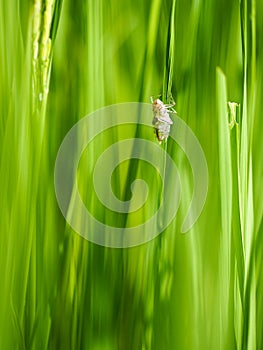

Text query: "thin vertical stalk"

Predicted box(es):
[239, 1, 256, 348]
[162, 0, 176, 103]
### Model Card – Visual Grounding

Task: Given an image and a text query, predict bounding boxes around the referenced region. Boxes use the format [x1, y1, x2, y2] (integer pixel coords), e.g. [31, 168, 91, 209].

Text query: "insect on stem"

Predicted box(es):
[151, 97, 176, 144]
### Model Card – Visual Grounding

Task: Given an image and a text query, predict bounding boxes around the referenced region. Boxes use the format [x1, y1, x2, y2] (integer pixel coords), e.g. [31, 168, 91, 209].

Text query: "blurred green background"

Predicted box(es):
[0, 0, 263, 349]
